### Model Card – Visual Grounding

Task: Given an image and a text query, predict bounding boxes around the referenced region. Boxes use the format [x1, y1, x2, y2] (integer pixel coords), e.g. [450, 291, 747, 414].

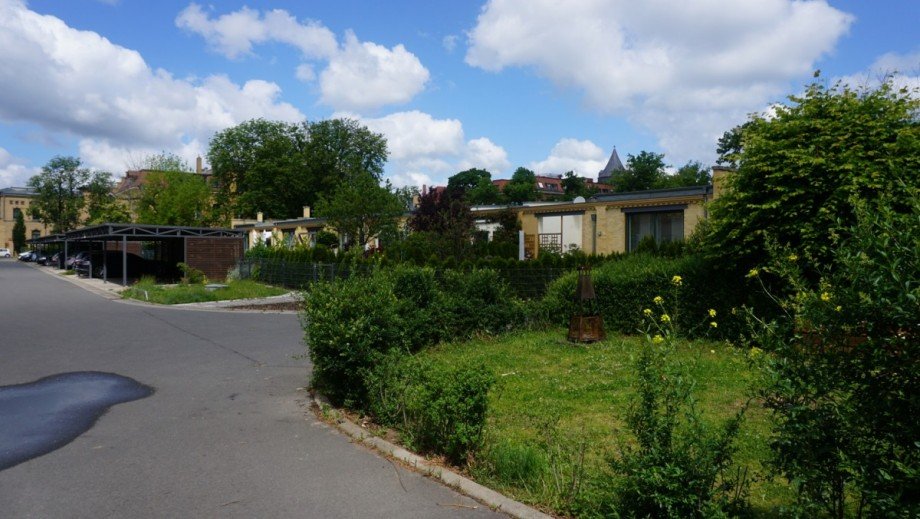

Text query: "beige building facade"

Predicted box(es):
[0, 187, 49, 252]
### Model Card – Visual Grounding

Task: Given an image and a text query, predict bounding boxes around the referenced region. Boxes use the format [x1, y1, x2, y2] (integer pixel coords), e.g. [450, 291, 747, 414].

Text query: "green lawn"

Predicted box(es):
[121, 278, 287, 304]
[419, 329, 792, 516]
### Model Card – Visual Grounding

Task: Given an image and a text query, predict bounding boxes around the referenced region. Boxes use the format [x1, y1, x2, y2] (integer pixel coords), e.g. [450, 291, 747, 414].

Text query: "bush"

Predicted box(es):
[750, 197, 920, 517]
[304, 266, 525, 408]
[610, 289, 748, 517]
[542, 254, 747, 338]
[177, 262, 207, 284]
[366, 351, 494, 465]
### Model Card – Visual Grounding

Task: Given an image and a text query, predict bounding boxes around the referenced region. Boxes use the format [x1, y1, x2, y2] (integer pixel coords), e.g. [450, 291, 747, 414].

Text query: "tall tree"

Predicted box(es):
[503, 167, 537, 204]
[561, 171, 589, 199]
[135, 170, 214, 226]
[139, 151, 191, 172]
[317, 172, 404, 251]
[610, 151, 666, 192]
[410, 188, 475, 257]
[305, 118, 388, 191]
[12, 210, 26, 253]
[715, 123, 749, 168]
[447, 168, 502, 205]
[656, 160, 711, 188]
[84, 171, 131, 224]
[208, 119, 311, 221]
[27, 156, 89, 233]
[706, 78, 920, 272]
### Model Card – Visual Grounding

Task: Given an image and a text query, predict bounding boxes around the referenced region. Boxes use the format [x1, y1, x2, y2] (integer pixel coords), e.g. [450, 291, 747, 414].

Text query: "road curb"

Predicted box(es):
[311, 392, 554, 519]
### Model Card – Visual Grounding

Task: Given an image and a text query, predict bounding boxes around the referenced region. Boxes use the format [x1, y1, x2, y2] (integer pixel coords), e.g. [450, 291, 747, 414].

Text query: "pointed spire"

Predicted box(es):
[597, 146, 625, 183]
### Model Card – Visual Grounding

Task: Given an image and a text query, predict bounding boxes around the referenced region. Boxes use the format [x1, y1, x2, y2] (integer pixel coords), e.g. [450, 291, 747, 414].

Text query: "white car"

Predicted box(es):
[0, 248, 11, 258]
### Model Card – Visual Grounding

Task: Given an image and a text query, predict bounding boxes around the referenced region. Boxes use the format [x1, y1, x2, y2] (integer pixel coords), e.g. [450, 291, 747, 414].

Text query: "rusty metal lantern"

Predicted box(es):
[568, 266, 605, 343]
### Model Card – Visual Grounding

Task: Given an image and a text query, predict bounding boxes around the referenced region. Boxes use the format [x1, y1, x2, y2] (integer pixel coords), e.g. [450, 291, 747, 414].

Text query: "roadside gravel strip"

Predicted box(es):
[311, 392, 554, 519]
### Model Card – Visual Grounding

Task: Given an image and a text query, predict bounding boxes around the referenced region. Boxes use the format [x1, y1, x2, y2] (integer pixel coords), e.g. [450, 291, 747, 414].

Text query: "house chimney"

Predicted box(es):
[196, 156, 202, 174]
[257, 211, 263, 223]
[303, 206, 311, 218]
[422, 184, 427, 195]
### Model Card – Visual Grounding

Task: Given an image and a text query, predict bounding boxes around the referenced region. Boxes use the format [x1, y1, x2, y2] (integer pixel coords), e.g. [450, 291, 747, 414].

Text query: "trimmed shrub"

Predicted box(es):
[367, 351, 494, 465]
[542, 254, 747, 338]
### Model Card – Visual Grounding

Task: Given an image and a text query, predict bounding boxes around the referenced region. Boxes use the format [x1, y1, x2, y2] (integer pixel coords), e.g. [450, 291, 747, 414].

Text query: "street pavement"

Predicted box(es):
[0, 260, 499, 518]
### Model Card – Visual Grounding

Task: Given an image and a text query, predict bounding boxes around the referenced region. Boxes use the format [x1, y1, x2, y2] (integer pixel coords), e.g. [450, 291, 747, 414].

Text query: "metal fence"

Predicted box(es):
[237, 257, 572, 299]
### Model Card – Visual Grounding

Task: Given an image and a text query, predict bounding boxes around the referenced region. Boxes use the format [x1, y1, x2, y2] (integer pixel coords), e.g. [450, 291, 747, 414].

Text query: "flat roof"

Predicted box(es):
[28, 223, 244, 244]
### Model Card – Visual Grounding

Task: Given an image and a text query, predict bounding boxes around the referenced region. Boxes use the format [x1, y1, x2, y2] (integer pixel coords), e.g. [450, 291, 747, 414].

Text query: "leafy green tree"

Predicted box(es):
[503, 167, 537, 204]
[84, 171, 131, 224]
[706, 78, 920, 273]
[136, 170, 214, 226]
[139, 151, 190, 172]
[393, 185, 420, 211]
[27, 155, 89, 232]
[610, 151, 667, 192]
[409, 188, 475, 257]
[715, 124, 748, 168]
[657, 161, 711, 188]
[305, 118, 388, 190]
[561, 170, 591, 199]
[448, 168, 502, 205]
[12, 210, 26, 253]
[208, 119, 311, 220]
[317, 172, 404, 251]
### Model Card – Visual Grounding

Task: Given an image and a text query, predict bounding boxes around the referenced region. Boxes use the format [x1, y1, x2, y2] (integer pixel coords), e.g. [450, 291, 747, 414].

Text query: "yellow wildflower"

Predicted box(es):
[653, 296, 664, 305]
[652, 334, 664, 344]
[708, 308, 717, 318]
[710, 321, 718, 328]
[835, 305, 842, 312]
[788, 253, 798, 262]
[643, 308, 653, 316]
[746, 268, 759, 278]
[660, 314, 671, 323]
[821, 292, 831, 302]
[748, 346, 764, 359]
[671, 275, 683, 286]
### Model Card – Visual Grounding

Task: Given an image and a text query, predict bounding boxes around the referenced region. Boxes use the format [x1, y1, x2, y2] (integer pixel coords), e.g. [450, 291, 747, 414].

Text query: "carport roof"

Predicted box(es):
[28, 223, 244, 244]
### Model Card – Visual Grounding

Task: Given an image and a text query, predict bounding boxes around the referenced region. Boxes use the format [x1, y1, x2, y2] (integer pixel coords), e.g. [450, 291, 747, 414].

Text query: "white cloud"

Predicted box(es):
[837, 50, 920, 92]
[175, 3, 337, 60]
[466, 0, 854, 162]
[0, 147, 40, 187]
[459, 137, 510, 173]
[442, 34, 458, 53]
[319, 31, 430, 112]
[528, 138, 605, 177]
[177, 5, 430, 112]
[0, 0, 304, 174]
[340, 110, 510, 187]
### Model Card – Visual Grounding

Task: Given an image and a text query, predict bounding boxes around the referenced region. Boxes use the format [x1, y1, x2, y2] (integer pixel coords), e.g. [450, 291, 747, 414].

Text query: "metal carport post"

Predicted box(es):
[123, 235, 128, 286]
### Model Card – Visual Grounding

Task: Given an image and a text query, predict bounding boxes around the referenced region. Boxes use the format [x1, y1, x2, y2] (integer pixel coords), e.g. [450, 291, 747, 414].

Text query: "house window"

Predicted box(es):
[12, 207, 22, 219]
[627, 211, 683, 251]
[31, 230, 40, 240]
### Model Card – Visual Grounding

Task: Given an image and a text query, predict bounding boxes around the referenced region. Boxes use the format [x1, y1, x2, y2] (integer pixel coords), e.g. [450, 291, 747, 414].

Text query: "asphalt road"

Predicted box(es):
[0, 260, 498, 518]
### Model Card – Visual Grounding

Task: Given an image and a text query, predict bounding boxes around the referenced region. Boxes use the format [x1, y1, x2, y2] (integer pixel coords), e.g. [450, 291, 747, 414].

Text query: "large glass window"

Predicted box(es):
[31, 230, 40, 240]
[12, 207, 22, 219]
[627, 211, 683, 251]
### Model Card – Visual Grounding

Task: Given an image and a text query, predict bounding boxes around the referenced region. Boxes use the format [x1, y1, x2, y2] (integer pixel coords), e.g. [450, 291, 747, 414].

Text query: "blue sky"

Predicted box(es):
[1, 0, 917, 189]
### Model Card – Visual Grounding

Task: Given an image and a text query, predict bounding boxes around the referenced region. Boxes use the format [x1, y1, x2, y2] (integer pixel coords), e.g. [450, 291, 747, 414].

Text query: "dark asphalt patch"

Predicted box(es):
[0, 372, 154, 471]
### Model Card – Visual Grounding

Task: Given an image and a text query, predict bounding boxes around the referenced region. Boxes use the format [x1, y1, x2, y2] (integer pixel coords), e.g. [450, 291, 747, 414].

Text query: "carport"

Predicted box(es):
[28, 223, 245, 286]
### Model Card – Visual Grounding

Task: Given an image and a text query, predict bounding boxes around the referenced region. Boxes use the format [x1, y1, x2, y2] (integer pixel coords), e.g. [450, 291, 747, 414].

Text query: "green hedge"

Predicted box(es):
[367, 350, 494, 465]
[542, 254, 747, 338]
[304, 265, 526, 407]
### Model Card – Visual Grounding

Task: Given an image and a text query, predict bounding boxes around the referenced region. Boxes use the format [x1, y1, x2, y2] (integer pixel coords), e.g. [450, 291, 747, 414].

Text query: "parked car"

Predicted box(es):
[18, 250, 37, 262]
[74, 251, 152, 279]
[0, 248, 11, 258]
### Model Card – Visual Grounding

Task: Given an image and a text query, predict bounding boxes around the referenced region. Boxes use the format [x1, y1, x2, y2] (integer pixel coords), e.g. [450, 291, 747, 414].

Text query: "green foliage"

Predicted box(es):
[448, 168, 502, 205]
[12, 210, 25, 253]
[121, 278, 285, 304]
[314, 230, 338, 249]
[542, 254, 746, 338]
[608, 151, 667, 192]
[408, 188, 475, 257]
[84, 171, 132, 224]
[658, 160, 711, 188]
[303, 266, 525, 407]
[177, 262, 207, 284]
[136, 170, 214, 226]
[706, 78, 920, 274]
[366, 351, 494, 465]
[138, 151, 191, 172]
[478, 440, 548, 487]
[27, 155, 89, 232]
[504, 167, 538, 204]
[316, 172, 404, 251]
[611, 315, 748, 517]
[749, 196, 920, 518]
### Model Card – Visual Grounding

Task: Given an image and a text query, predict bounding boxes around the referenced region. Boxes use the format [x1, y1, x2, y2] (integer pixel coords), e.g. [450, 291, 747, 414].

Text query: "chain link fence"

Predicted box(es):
[237, 257, 571, 299]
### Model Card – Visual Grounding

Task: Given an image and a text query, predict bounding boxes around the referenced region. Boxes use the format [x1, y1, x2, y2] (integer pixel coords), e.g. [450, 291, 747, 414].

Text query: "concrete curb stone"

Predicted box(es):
[311, 392, 554, 519]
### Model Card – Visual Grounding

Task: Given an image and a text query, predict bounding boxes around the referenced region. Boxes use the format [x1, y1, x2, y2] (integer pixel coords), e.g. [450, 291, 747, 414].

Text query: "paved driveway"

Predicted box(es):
[0, 260, 497, 518]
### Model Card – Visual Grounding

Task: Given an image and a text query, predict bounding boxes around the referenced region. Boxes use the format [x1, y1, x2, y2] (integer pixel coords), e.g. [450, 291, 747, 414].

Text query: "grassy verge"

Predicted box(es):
[121, 278, 287, 304]
[419, 329, 792, 516]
